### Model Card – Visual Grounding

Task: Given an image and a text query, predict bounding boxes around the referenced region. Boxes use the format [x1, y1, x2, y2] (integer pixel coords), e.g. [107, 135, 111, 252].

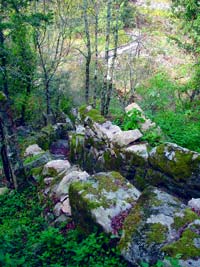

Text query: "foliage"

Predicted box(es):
[0, 187, 127, 267]
[141, 127, 162, 147]
[138, 72, 200, 152]
[114, 108, 145, 131]
[140, 254, 182, 267]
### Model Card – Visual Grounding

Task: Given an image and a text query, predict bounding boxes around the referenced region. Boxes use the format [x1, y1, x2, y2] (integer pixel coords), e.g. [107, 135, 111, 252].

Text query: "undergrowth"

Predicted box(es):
[0, 186, 127, 267]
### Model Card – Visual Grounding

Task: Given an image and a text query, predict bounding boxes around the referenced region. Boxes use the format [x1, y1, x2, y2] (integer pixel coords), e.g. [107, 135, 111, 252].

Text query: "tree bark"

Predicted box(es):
[83, 0, 91, 104]
[104, 2, 120, 116]
[101, 0, 112, 116]
[93, 1, 99, 108]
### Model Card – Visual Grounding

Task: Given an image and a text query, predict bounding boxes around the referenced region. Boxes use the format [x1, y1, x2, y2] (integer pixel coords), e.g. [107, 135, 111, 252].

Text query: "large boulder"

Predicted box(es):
[119, 187, 200, 267]
[69, 171, 141, 233]
[149, 143, 200, 198]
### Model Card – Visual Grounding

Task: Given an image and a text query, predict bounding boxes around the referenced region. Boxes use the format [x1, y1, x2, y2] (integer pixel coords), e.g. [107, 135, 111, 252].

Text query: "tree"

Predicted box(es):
[0, 0, 47, 188]
[101, 0, 112, 116]
[172, 0, 200, 100]
[83, 0, 92, 104]
[34, 0, 72, 123]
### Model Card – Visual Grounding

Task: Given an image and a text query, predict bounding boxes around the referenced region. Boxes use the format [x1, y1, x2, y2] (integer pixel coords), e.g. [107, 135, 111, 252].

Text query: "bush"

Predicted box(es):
[0, 187, 127, 267]
[114, 108, 145, 130]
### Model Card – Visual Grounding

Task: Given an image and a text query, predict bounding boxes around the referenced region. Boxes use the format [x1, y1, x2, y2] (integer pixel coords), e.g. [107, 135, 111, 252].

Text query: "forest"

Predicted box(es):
[0, 0, 200, 266]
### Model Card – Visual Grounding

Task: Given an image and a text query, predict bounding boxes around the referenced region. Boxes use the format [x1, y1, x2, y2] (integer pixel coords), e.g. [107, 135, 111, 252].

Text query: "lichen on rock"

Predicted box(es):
[69, 171, 141, 234]
[119, 186, 200, 266]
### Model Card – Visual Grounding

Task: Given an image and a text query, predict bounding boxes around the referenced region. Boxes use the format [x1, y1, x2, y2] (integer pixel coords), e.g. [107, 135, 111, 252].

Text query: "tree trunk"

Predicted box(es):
[20, 76, 31, 126]
[0, 27, 9, 97]
[0, 118, 16, 188]
[104, 3, 120, 116]
[83, 0, 91, 104]
[45, 80, 51, 115]
[93, 2, 99, 108]
[0, 23, 26, 188]
[101, 0, 112, 116]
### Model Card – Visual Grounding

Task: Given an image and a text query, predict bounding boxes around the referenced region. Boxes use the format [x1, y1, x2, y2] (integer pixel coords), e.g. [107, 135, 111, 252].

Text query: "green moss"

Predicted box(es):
[125, 149, 147, 167]
[0, 92, 7, 102]
[150, 144, 200, 181]
[69, 172, 130, 212]
[70, 133, 85, 165]
[172, 209, 199, 230]
[162, 229, 200, 259]
[69, 181, 103, 233]
[87, 109, 106, 123]
[103, 149, 123, 171]
[24, 153, 45, 165]
[146, 223, 168, 244]
[134, 168, 147, 190]
[79, 105, 106, 124]
[31, 166, 43, 179]
[119, 204, 142, 250]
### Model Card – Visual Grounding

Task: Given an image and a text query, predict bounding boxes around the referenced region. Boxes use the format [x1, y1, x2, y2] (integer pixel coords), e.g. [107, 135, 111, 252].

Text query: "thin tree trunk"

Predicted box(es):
[0, 118, 16, 188]
[0, 26, 25, 189]
[101, 0, 112, 116]
[104, 3, 120, 116]
[83, 0, 91, 104]
[20, 76, 31, 126]
[93, 2, 99, 108]
[45, 80, 51, 115]
[0, 28, 9, 97]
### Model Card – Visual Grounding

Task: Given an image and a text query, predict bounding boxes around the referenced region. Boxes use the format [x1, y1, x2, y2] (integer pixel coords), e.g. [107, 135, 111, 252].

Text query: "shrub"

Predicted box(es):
[0, 187, 127, 267]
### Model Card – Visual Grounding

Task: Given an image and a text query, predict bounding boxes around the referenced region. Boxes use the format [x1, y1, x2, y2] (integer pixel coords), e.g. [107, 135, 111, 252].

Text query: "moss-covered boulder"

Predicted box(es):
[119, 186, 200, 266]
[149, 143, 200, 198]
[69, 171, 141, 234]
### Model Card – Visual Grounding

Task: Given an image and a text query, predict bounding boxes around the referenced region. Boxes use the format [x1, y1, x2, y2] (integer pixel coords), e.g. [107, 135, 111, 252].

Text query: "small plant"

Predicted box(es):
[114, 108, 145, 130]
[141, 127, 162, 147]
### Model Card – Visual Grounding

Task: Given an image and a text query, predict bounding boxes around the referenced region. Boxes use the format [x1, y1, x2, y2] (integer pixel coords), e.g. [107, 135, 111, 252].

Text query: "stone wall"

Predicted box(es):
[69, 106, 200, 199]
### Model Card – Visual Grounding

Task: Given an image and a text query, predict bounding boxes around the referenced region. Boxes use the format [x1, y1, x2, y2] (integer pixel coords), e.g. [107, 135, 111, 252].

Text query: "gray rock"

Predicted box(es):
[112, 129, 143, 147]
[24, 144, 44, 157]
[149, 143, 200, 198]
[76, 125, 85, 135]
[188, 198, 200, 213]
[42, 160, 71, 177]
[61, 198, 71, 215]
[124, 143, 148, 159]
[56, 170, 89, 197]
[69, 171, 141, 233]
[120, 187, 200, 266]
[53, 202, 62, 217]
